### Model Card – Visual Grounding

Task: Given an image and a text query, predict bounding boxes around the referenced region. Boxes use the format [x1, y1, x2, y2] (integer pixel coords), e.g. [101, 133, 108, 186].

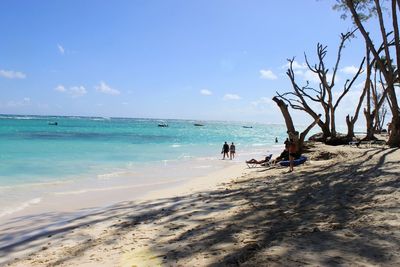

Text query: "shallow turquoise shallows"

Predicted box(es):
[0, 115, 289, 186]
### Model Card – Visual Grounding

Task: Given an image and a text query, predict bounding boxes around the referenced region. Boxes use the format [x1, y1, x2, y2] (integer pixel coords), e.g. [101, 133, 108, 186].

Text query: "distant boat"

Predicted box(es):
[242, 126, 253, 128]
[48, 122, 58, 126]
[194, 123, 204, 126]
[158, 121, 168, 127]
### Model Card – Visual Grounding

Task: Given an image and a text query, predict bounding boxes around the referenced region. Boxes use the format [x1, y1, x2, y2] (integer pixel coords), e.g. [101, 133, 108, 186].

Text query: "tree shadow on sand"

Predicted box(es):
[1, 147, 399, 266]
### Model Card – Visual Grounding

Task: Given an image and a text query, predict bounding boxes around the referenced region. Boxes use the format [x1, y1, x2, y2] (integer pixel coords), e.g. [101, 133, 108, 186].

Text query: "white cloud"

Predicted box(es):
[282, 60, 307, 70]
[0, 69, 26, 79]
[284, 60, 341, 85]
[69, 86, 87, 97]
[303, 70, 320, 83]
[340, 65, 359, 75]
[285, 62, 307, 74]
[259, 69, 278, 80]
[223, 94, 241, 100]
[293, 68, 337, 85]
[57, 44, 65, 55]
[54, 85, 66, 92]
[55, 84, 87, 97]
[95, 81, 120, 95]
[200, 89, 212, 96]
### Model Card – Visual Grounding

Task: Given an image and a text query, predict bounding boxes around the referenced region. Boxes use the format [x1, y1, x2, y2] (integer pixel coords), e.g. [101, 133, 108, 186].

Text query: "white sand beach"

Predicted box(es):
[1, 142, 400, 266]
[2, 1, 400, 266]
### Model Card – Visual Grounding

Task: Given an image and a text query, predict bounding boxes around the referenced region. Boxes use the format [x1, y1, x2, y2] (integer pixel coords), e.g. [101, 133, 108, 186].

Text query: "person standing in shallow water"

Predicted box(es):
[221, 142, 229, 159]
[229, 142, 236, 160]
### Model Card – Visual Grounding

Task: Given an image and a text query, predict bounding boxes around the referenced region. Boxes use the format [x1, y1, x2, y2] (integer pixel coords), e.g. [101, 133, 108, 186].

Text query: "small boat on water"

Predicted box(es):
[48, 122, 58, 126]
[194, 123, 204, 127]
[158, 121, 168, 127]
[242, 126, 253, 128]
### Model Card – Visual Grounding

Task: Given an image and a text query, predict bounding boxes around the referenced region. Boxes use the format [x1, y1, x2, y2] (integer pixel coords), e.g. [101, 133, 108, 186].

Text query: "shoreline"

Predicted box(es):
[0, 144, 283, 222]
[0, 156, 254, 265]
[3, 142, 399, 266]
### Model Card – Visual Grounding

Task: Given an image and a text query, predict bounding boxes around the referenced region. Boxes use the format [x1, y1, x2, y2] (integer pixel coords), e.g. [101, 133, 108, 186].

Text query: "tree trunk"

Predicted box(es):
[273, 96, 320, 153]
[322, 105, 331, 140]
[363, 69, 376, 141]
[388, 117, 400, 147]
[315, 115, 331, 141]
[346, 115, 355, 138]
[330, 109, 337, 137]
[299, 115, 321, 152]
[346, 0, 400, 147]
[346, 84, 368, 139]
[364, 110, 377, 140]
[272, 97, 296, 133]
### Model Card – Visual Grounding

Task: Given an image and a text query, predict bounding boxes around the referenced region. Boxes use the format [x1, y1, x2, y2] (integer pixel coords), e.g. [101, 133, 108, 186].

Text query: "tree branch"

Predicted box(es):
[392, 0, 400, 80]
[331, 29, 358, 87]
[334, 56, 366, 110]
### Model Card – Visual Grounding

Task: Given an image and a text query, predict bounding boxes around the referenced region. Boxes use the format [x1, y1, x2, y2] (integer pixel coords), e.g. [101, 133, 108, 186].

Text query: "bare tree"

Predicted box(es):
[345, 85, 367, 138]
[277, 30, 364, 142]
[347, 42, 392, 140]
[346, 46, 369, 138]
[371, 60, 389, 133]
[375, 98, 388, 132]
[335, 0, 400, 147]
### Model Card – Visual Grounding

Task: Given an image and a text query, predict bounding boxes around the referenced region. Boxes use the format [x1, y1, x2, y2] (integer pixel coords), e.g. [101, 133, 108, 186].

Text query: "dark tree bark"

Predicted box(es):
[272, 96, 296, 134]
[346, 85, 367, 138]
[343, 0, 400, 147]
[272, 96, 320, 153]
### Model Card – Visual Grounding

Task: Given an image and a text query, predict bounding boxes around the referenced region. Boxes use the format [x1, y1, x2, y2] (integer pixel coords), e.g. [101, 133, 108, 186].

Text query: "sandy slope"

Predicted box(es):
[2, 142, 400, 267]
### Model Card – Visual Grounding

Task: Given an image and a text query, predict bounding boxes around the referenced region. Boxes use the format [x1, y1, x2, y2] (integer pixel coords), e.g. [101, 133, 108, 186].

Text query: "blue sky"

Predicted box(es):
[0, 0, 374, 125]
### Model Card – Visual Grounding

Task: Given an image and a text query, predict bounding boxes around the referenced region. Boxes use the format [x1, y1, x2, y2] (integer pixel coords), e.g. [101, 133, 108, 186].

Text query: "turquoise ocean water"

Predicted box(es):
[0, 115, 289, 187]
[0, 115, 292, 219]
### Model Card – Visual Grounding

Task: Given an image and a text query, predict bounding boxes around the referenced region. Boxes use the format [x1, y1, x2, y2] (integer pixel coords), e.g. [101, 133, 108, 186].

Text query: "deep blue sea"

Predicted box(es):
[0, 114, 291, 218]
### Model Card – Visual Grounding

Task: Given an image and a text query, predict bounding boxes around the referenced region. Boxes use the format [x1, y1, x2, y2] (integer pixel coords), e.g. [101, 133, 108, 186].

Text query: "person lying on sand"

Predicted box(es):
[246, 154, 272, 165]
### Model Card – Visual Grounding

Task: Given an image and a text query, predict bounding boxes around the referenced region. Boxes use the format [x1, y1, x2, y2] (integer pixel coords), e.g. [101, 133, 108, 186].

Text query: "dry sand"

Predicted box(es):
[1, 142, 399, 266]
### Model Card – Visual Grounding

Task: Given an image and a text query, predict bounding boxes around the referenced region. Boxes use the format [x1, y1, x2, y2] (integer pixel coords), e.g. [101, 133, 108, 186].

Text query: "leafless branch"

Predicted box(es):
[334, 56, 366, 110]
[331, 29, 358, 87]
